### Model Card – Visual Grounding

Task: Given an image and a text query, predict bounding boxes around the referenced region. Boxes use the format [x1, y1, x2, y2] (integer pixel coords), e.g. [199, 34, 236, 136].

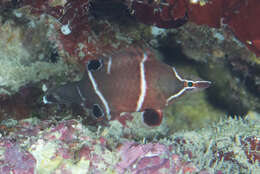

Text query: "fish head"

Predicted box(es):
[166, 67, 211, 105]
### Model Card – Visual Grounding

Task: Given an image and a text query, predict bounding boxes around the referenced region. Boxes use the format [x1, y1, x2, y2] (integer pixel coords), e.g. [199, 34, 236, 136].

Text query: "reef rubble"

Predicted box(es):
[0, 117, 259, 173]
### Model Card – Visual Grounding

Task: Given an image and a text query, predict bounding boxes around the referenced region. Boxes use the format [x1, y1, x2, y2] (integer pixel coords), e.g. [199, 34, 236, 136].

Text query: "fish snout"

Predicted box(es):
[184, 80, 212, 89]
[193, 80, 212, 89]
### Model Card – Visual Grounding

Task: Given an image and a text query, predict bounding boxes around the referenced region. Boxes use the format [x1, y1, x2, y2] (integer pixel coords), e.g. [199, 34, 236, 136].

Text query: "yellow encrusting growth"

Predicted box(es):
[29, 140, 63, 174]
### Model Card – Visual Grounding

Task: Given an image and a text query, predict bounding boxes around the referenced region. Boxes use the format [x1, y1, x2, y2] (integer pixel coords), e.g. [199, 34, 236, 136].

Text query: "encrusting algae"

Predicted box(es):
[0, 116, 259, 173]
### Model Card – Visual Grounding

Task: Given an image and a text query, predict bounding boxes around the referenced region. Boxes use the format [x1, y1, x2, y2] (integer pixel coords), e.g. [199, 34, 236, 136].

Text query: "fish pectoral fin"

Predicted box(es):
[141, 109, 163, 126]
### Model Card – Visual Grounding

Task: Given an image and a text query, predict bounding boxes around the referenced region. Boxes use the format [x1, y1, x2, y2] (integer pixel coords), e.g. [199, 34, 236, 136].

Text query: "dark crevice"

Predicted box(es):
[89, 0, 134, 23]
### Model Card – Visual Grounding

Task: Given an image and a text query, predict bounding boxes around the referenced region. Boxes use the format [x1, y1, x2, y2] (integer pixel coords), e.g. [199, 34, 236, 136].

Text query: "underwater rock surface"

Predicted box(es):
[126, 0, 260, 56]
[0, 1, 260, 173]
[0, 0, 260, 121]
[0, 117, 259, 173]
[0, 16, 68, 96]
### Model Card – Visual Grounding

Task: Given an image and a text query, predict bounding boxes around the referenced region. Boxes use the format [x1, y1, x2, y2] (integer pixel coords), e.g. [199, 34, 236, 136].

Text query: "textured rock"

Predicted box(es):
[0, 14, 67, 95]
[0, 2, 259, 173]
[126, 0, 260, 56]
[0, 117, 259, 173]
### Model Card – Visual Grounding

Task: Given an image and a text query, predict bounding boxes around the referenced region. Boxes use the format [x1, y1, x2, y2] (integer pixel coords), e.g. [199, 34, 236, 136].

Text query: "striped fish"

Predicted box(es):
[43, 48, 211, 126]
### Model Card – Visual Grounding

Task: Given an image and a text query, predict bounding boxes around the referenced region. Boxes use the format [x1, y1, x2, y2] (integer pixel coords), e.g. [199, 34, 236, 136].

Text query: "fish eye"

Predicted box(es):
[187, 81, 193, 87]
[92, 104, 104, 118]
[87, 59, 103, 71]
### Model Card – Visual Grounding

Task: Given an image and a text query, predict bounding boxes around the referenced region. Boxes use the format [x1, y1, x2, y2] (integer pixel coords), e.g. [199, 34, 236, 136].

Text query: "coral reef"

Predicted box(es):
[0, 12, 68, 96]
[126, 0, 260, 56]
[0, 117, 259, 173]
[0, 1, 259, 173]
[126, 0, 260, 116]
[1, 0, 145, 65]
[1, 0, 259, 121]
[162, 117, 260, 173]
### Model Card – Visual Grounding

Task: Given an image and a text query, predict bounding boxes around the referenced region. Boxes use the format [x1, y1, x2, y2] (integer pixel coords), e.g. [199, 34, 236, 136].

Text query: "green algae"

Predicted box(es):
[161, 117, 260, 173]
[0, 16, 68, 95]
[165, 91, 224, 132]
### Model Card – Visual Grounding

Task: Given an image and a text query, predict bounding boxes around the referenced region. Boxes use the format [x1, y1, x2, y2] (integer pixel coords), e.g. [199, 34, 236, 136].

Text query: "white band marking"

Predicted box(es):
[107, 57, 112, 74]
[88, 70, 111, 120]
[136, 53, 148, 112]
[172, 67, 184, 82]
[43, 96, 51, 104]
[76, 86, 86, 101]
[166, 88, 186, 105]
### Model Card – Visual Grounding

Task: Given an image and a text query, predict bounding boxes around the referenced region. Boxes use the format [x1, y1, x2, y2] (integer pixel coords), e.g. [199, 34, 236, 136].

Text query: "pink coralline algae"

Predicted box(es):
[116, 142, 198, 174]
[126, 0, 260, 56]
[0, 118, 259, 173]
[0, 141, 36, 174]
[0, 118, 199, 174]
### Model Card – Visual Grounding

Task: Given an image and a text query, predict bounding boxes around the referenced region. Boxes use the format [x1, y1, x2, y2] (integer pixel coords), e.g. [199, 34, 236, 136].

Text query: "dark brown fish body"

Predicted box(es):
[44, 48, 211, 126]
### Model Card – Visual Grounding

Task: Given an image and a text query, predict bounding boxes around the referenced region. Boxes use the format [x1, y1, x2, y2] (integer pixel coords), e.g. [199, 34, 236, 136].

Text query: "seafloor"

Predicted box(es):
[0, 0, 259, 173]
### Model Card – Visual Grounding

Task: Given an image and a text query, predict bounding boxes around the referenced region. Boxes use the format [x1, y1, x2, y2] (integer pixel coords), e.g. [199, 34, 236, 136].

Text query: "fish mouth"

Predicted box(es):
[183, 80, 212, 89]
